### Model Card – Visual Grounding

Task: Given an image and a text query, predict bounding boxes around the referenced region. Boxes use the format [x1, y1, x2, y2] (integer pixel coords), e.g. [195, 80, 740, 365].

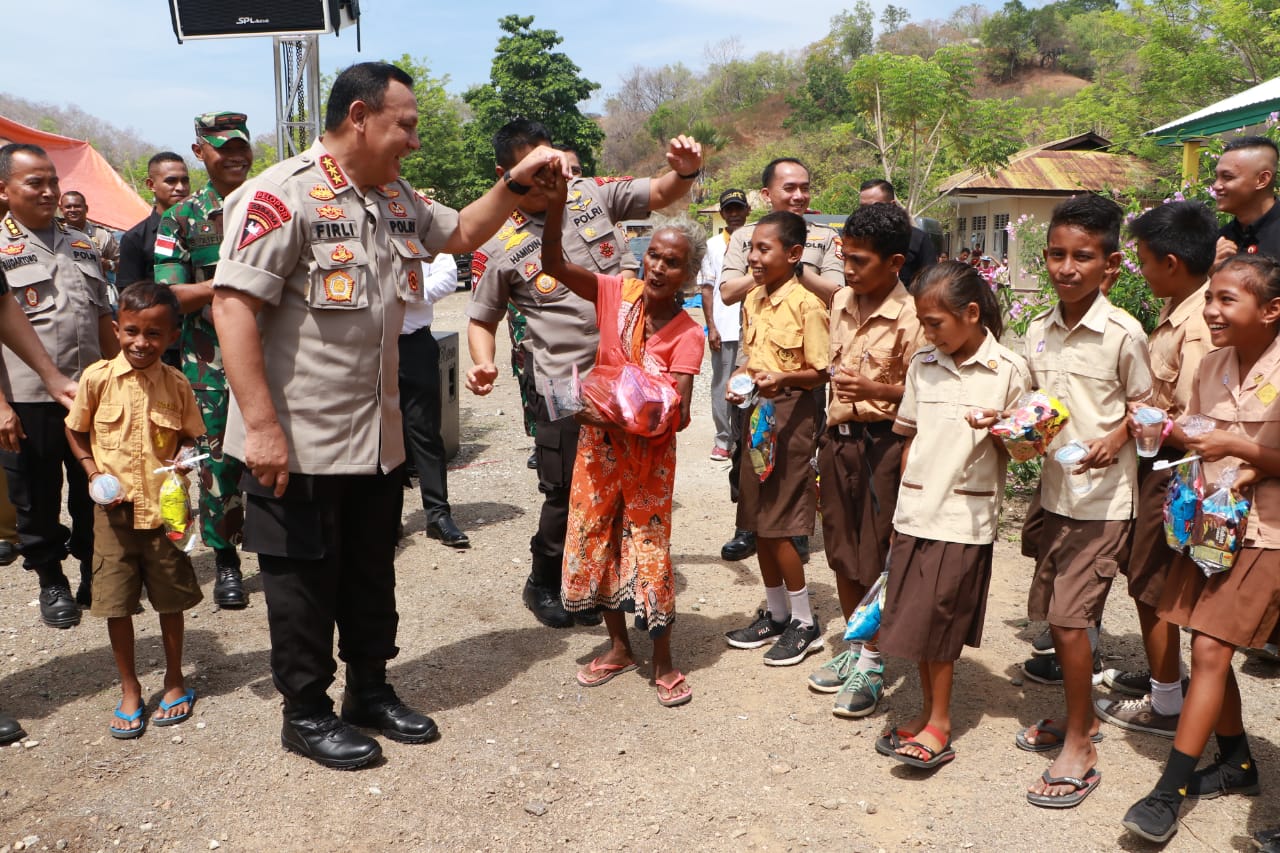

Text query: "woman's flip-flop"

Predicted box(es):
[655, 671, 692, 707]
[153, 688, 196, 727]
[109, 702, 146, 740]
[576, 657, 637, 687]
[1015, 718, 1104, 752]
[874, 726, 917, 757]
[891, 724, 955, 769]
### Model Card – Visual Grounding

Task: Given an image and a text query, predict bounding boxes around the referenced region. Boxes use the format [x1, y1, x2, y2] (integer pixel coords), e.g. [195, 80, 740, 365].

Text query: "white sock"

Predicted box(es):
[848, 641, 863, 658]
[856, 646, 883, 673]
[1150, 678, 1184, 717]
[764, 585, 789, 620]
[788, 586, 813, 627]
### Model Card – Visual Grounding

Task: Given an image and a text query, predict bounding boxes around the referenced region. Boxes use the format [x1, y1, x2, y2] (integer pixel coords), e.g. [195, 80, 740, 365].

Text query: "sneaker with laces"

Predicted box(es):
[763, 619, 824, 666]
[709, 446, 731, 461]
[1095, 694, 1178, 737]
[1101, 668, 1151, 697]
[1121, 789, 1183, 843]
[724, 609, 789, 649]
[832, 667, 884, 718]
[1187, 753, 1261, 799]
[807, 648, 859, 693]
[1021, 649, 1102, 685]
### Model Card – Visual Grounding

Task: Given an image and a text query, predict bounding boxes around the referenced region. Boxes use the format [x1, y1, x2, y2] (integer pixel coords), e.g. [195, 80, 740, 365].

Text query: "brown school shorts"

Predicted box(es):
[1124, 453, 1178, 608]
[817, 422, 903, 588]
[1027, 511, 1132, 629]
[736, 389, 818, 538]
[90, 504, 202, 619]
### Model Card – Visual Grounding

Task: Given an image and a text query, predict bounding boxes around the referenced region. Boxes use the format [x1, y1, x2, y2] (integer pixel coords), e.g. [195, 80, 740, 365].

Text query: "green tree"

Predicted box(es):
[786, 2, 874, 129]
[384, 55, 469, 206]
[458, 15, 604, 201]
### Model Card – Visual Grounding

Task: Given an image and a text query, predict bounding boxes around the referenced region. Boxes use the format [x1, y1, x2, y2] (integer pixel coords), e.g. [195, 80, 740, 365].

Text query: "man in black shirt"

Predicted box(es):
[116, 152, 190, 286]
[859, 179, 935, 290]
[1213, 135, 1280, 264]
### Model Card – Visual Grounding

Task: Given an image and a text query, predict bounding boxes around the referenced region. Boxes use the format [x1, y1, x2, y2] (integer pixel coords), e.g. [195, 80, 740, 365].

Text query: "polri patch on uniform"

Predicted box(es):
[315, 205, 346, 221]
[388, 201, 408, 218]
[308, 184, 336, 201]
[237, 200, 286, 250]
[471, 251, 489, 280]
[322, 270, 355, 303]
[319, 154, 349, 190]
[253, 191, 293, 222]
[1, 244, 24, 256]
[23, 287, 38, 307]
[535, 274, 557, 294]
[407, 270, 420, 294]
[70, 239, 92, 250]
[330, 244, 354, 264]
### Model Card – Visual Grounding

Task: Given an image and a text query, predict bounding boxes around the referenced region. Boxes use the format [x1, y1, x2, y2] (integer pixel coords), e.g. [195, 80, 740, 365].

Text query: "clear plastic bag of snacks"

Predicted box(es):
[157, 448, 206, 553]
[1189, 466, 1251, 576]
[748, 399, 777, 482]
[1163, 456, 1205, 551]
[989, 390, 1070, 461]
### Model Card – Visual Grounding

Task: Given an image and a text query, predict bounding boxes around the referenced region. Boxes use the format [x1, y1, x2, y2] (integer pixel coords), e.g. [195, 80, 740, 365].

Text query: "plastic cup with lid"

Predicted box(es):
[89, 473, 121, 505]
[1054, 440, 1093, 494]
[1133, 406, 1167, 458]
[728, 373, 757, 409]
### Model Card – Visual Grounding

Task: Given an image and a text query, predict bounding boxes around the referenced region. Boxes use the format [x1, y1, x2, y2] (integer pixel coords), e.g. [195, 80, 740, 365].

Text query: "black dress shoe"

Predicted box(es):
[574, 608, 603, 627]
[341, 687, 439, 744]
[0, 541, 17, 567]
[0, 710, 27, 745]
[522, 580, 573, 629]
[527, 450, 538, 470]
[39, 585, 80, 628]
[426, 515, 470, 548]
[213, 566, 247, 609]
[721, 530, 757, 561]
[75, 580, 92, 609]
[282, 712, 381, 769]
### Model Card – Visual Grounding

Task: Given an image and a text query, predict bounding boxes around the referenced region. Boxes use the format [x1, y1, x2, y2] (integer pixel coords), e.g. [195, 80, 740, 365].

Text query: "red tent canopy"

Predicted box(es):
[0, 114, 151, 231]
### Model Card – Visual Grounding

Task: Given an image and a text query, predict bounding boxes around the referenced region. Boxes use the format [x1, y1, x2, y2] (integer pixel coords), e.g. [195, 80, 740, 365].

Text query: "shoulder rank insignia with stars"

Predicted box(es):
[510, 210, 527, 227]
[319, 154, 348, 190]
[3, 216, 21, 238]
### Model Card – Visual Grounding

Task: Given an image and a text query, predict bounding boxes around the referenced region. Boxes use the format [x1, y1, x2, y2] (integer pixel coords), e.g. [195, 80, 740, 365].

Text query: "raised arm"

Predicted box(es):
[540, 172, 600, 304]
[442, 146, 571, 254]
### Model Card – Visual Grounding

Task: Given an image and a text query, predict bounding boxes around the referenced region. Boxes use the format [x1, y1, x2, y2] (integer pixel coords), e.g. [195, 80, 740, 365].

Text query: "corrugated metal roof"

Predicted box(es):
[1147, 77, 1280, 142]
[938, 142, 1157, 195]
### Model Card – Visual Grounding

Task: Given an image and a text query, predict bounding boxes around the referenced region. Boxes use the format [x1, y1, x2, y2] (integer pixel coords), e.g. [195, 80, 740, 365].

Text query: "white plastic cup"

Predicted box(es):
[728, 373, 757, 410]
[1055, 441, 1093, 494]
[89, 473, 121, 505]
[1134, 406, 1167, 458]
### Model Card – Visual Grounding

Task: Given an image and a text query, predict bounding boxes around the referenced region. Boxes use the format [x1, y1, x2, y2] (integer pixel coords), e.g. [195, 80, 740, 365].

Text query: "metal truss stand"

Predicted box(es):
[274, 35, 322, 159]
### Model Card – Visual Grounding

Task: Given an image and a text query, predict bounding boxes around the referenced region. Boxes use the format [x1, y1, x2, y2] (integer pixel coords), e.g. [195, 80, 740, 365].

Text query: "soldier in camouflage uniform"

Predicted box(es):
[153, 112, 253, 609]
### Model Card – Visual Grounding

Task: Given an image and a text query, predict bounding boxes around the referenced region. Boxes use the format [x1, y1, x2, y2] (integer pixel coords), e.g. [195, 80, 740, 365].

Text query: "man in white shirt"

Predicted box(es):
[699, 188, 749, 460]
[400, 254, 468, 546]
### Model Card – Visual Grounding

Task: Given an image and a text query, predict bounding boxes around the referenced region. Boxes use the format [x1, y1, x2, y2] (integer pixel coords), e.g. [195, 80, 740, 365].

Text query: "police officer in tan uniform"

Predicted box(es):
[465, 118, 702, 629]
[0, 143, 114, 629]
[58, 192, 120, 277]
[718, 157, 843, 563]
[212, 63, 570, 770]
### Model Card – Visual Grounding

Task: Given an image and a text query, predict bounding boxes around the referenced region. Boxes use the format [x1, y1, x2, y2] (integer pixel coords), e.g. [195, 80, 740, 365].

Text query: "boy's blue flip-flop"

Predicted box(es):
[109, 702, 146, 740]
[152, 688, 196, 727]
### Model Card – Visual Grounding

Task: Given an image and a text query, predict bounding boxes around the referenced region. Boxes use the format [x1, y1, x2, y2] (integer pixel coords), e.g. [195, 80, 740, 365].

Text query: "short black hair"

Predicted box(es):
[325, 62, 415, 132]
[60, 191, 85, 204]
[1223, 135, 1279, 159]
[1218, 253, 1280, 305]
[761, 158, 809, 189]
[118, 281, 181, 327]
[860, 179, 895, 200]
[148, 151, 185, 170]
[0, 143, 48, 181]
[755, 210, 807, 250]
[1048, 194, 1124, 256]
[1128, 201, 1218, 277]
[914, 261, 1004, 339]
[842, 202, 911, 260]
[493, 119, 552, 170]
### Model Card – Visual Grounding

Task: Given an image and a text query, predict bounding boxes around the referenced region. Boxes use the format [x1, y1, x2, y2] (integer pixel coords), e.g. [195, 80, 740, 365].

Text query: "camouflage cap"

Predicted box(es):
[195, 112, 250, 148]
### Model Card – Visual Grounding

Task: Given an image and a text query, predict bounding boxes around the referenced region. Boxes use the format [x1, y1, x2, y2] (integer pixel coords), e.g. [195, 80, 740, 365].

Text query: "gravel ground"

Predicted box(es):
[1, 290, 1278, 852]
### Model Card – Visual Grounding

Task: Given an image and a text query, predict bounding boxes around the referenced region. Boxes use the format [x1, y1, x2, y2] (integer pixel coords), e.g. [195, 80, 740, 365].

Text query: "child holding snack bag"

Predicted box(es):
[1122, 254, 1280, 843]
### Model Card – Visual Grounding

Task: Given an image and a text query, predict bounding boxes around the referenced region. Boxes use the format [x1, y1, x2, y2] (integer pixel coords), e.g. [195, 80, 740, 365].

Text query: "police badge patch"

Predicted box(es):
[322, 270, 355, 303]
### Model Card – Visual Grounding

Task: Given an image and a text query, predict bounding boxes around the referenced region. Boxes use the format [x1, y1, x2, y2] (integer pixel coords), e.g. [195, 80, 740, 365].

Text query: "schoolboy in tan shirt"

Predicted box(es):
[807, 203, 924, 720]
[1019, 195, 1152, 809]
[1094, 201, 1216, 738]
[66, 282, 206, 739]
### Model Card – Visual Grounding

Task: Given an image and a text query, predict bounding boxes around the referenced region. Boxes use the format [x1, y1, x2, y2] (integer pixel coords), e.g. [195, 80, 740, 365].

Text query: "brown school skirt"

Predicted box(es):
[1125, 452, 1178, 608]
[879, 534, 994, 662]
[1158, 548, 1280, 649]
[817, 422, 903, 587]
[736, 389, 818, 538]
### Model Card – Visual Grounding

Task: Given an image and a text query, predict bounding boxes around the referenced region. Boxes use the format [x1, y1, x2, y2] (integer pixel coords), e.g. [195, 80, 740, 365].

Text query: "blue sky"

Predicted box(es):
[12, 1, 987, 151]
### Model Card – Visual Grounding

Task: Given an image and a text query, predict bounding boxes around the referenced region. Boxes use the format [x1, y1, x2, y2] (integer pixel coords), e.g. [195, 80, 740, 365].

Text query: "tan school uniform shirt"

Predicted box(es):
[740, 277, 830, 376]
[827, 281, 925, 424]
[0, 213, 111, 402]
[720, 221, 844, 285]
[213, 139, 460, 475]
[1025, 294, 1152, 521]
[1190, 338, 1280, 549]
[1148, 283, 1211, 418]
[467, 175, 652, 381]
[66, 353, 206, 529]
[892, 332, 1032, 545]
